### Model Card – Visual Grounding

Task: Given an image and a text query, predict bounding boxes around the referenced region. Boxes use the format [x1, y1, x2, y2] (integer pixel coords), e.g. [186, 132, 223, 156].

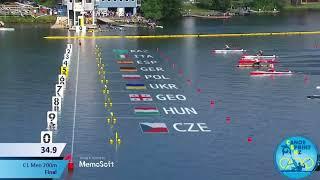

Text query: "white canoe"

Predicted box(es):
[250, 70, 293, 76]
[0, 28, 15, 31]
[307, 95, 320, 99]
[213, 49, 246, 54]
[242, 55, 277, 59]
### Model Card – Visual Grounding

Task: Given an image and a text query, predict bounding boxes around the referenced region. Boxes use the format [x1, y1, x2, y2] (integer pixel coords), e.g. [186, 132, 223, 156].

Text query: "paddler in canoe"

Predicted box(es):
[268, 63, 275, 72]
[252, 58, 261, 67]
[256, 50, 264, 56]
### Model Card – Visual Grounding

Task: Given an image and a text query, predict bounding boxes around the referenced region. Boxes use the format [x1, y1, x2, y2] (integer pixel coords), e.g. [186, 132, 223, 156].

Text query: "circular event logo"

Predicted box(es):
[275, 136, 318, 179]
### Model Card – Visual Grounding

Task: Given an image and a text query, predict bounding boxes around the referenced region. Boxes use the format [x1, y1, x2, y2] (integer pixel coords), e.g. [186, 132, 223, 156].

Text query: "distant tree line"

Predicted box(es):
[197, 0, 232, 11]
[141, 0, 182, 20]
[196, 0, 287, 11]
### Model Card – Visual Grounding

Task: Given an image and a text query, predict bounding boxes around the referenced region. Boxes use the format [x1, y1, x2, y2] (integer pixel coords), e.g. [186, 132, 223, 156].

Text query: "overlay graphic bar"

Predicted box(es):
[0, 143, 66, 157]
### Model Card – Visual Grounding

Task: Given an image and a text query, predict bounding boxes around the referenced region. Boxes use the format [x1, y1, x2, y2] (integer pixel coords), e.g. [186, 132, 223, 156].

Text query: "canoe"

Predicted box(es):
[212, 49, 246, 54]
[307, 95, 320, 99]
[238, 59, 277, 64]
[0, 28, 15, 31]
[237, 64, 269, 67]
[242, 55, 277, 59]
[250, 70, 293, 76]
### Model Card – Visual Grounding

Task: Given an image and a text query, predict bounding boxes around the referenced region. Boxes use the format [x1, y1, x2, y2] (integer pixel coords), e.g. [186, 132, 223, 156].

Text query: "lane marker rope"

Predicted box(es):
[71, 43, 80, 156]
[44, 31, 320, 40]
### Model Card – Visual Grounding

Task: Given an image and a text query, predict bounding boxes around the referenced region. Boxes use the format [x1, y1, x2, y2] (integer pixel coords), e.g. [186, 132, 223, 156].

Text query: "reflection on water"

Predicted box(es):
[0, 12, 320, 180]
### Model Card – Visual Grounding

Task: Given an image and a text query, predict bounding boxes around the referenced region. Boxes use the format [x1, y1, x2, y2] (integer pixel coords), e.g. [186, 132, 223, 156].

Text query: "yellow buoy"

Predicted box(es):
[109, 138, 114, 145]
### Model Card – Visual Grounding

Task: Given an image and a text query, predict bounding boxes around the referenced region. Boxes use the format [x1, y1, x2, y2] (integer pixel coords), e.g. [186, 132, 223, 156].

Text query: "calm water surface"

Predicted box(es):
[0, 12, 320, 179]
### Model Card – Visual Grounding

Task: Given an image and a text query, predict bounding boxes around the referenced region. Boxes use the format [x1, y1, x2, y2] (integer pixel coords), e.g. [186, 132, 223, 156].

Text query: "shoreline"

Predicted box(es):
[1, 7, 320, 26]
[0, 15, 56, 24]
[182, 3, 320, 19]
[284, 3, 320, 11]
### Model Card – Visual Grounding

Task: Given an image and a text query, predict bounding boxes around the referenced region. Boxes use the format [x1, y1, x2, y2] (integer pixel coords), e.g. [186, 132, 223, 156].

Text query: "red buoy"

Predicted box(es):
[226, 116, 231, 123]
[304, 75, 309, 84]
[247, 137, 253, 143]
[186, 79, 192, 85]
[210, 100, 215, 108]
[68, 161, 74, 171]
[64, 154, 74, 171]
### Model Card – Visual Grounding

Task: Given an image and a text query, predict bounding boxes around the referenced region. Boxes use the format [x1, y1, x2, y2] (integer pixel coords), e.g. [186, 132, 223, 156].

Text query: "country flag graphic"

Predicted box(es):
[117, 60, 134, 64]
[126, 84, 147, 90]
[113, 49, 129, 54]
[129, 94, 153, 101]
[120, 67, 137, 72]
[115, 54, 128, 59]
[139, 123, 168, 133]
[134, 107, 160, 116]
[122, 74, 141, 80]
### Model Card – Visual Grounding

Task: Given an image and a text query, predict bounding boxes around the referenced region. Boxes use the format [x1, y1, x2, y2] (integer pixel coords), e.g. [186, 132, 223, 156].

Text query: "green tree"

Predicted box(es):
[197, 0, 231, 11]
[252, 0, 286, 10]
[141, 0, 163, 20]
[141, 0, 182, 20]
[33, 0, 56, 7]
[161, 0, 182, 19]
[197, 0, 212, 9]
[220, 0, 231, 11]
